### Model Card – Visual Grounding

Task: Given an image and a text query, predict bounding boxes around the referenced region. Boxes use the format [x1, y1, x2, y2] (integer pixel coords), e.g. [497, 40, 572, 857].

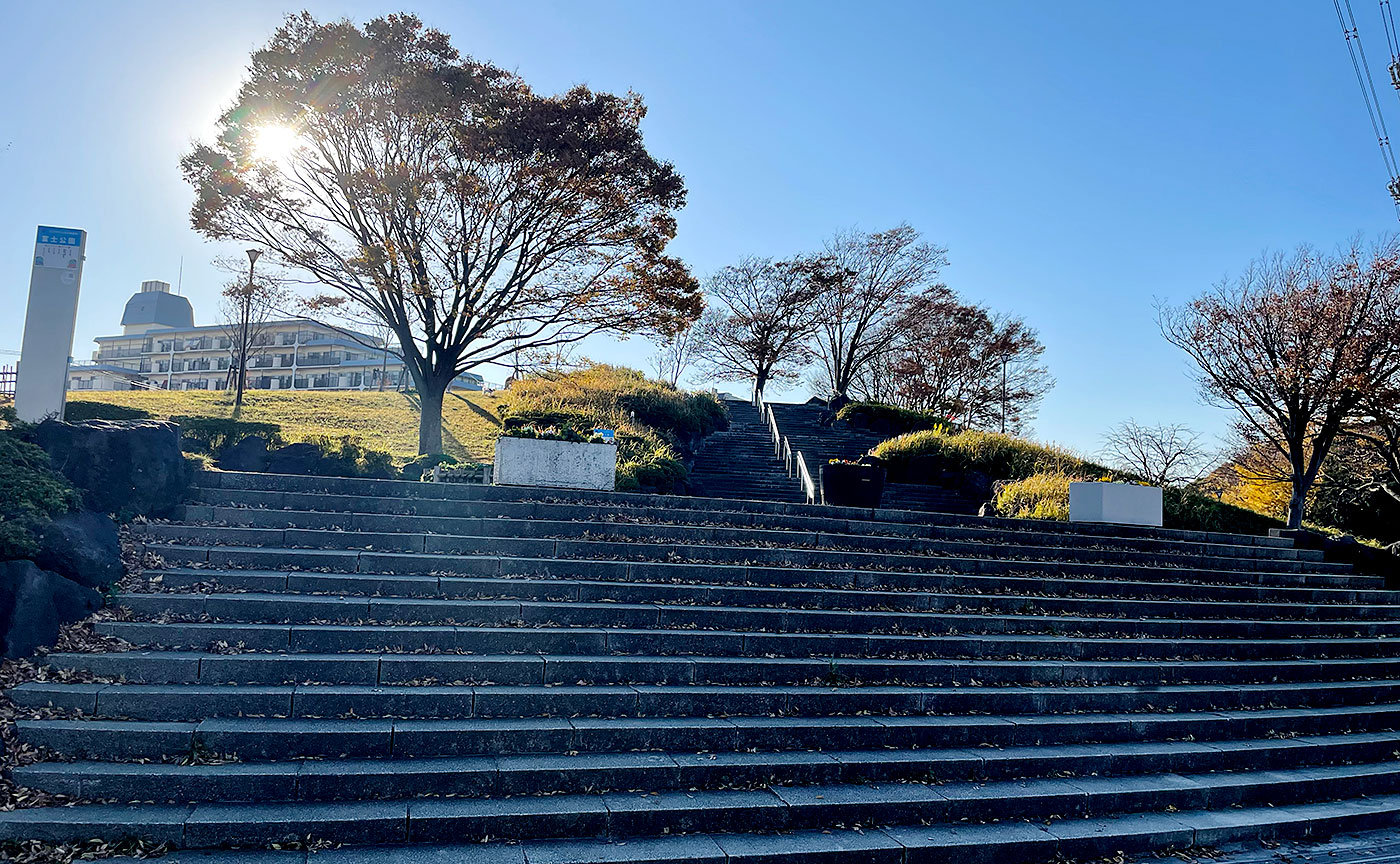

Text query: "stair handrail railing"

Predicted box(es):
[755, 386, 817, 505]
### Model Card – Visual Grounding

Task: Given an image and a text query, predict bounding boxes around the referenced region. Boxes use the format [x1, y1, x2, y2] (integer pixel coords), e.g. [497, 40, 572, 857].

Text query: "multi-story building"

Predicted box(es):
[66, 280, 484, 393]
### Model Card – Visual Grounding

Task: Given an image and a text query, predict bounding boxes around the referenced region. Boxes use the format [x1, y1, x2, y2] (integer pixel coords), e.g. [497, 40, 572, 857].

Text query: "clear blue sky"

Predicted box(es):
[1, 1, 1395, 455]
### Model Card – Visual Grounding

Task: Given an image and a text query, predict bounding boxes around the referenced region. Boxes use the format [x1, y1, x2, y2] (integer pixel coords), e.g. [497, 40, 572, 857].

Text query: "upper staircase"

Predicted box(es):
[5, 470, 1400, 863]
[692, 398, 976, 512]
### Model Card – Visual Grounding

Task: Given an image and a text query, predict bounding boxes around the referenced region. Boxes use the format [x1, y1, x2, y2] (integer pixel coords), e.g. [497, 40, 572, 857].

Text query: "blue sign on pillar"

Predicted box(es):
[16, 225, 88, 422]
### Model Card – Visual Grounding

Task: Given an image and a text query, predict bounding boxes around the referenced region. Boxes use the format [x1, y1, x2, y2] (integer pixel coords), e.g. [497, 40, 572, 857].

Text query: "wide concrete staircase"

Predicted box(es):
[7, 471, 1400, 863]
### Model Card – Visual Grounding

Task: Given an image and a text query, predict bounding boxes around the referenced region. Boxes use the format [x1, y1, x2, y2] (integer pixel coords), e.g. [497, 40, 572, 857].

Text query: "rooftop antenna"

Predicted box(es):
[176, 256, 184, 294]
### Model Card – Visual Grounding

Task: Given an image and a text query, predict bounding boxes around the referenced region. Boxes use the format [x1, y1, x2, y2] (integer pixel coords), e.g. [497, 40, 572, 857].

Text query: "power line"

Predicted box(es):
[1333, 0, 1400, 215]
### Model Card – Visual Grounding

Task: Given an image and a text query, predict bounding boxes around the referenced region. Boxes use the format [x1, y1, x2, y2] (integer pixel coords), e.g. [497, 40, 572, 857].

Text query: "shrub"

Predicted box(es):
[402, 453, 459, 481]
[873, 428, 1121, 485]
[64, 401, 152, 421]
[836, 402, 954, 437]
[501, 364, 730, 493]
[294, 434, 397, 479]
[994, 472, 1075, 520]
[175, 416, 284, 457]
[0, 432, 81, 559]
[1163, 487, 1284, 535]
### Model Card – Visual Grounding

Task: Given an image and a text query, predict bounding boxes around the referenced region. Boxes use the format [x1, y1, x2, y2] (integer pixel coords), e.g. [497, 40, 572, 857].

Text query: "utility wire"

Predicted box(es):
[1334, 0, 1400, 215]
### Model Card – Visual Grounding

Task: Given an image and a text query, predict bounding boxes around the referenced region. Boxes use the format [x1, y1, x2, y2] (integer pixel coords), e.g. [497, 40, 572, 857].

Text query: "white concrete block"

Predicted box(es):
[1069, 481, 1164, 527]
[493, 436, 617, 491]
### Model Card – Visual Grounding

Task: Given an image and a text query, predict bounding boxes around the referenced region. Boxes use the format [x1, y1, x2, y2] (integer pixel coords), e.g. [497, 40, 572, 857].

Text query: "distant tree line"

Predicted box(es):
[666, 225, 1055, 435]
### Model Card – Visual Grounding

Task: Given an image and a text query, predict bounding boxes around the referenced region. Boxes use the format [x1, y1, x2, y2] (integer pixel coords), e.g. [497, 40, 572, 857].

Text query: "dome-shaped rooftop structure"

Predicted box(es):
[120, 280, 193, 333]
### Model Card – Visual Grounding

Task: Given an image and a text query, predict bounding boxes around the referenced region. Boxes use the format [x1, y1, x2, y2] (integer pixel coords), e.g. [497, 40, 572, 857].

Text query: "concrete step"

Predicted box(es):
[8, 761, 1400, 847]
[18, 730, 1400, 803]
[15, 678, 1400, 722]
[172, 505, 1336, 573]
[141, 563, 1400, 614]
[185, 485, 1309, 563]
[193, 471, 1302, 552]
[53, 797, 1400, 864]
[116, 587, 1400, 642]
[23, 702, 1400, 761]
[136, 538, 1375, 593]
[141, 566, 1400, 625]
[45, 647, 1400, 688]
[95, 619, 1400, 662]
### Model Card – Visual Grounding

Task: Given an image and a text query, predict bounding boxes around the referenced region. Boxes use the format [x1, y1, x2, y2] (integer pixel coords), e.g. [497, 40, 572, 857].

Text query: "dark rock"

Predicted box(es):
[31, 510, 123, 589]
[219, 436, 271, 473]
[1271, 527, 1400, 583]
[0, 559, 102, 658]
[30, 419, 190, 518]
[265, 442, 324, 476]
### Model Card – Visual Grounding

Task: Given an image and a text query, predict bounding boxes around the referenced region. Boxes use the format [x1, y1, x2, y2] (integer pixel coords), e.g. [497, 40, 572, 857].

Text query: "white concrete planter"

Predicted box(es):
[1069, 481, 1163, 527]
[493, 436, 617, 491]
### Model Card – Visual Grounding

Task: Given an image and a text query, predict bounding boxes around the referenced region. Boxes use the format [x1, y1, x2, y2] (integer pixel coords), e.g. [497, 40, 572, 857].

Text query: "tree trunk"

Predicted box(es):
[418, 381, 447, 455]
[753, 369, 769, 403]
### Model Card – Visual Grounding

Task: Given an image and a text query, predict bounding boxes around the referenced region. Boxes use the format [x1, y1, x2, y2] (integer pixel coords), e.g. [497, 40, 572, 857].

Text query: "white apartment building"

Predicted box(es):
[67, 280, 484, 393]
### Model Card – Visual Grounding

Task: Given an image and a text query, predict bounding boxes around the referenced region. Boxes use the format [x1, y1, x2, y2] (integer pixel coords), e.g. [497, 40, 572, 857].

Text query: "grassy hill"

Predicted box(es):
[66, 389, 506, 462]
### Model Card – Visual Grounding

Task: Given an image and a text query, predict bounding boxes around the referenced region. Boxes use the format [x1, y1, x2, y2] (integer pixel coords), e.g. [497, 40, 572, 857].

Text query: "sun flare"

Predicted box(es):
[252, 124, 300, 163]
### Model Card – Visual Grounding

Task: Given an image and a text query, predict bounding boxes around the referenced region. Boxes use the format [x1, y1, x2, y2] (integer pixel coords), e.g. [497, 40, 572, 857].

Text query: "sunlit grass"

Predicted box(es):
[66, 389, 505, 461]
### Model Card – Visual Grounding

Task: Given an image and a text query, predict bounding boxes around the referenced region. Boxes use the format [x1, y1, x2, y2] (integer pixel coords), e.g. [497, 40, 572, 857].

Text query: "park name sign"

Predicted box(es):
[15, 225, 87, 422]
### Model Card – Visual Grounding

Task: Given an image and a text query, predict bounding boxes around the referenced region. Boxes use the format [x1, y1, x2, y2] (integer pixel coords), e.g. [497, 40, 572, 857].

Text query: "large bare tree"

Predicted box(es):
[1160, 239, 1400, 527]
[1101, 420, 1214, 487]
[182, 13, 700, 453]
[811, 225, 948, 401]
[695, 256, 826, 400]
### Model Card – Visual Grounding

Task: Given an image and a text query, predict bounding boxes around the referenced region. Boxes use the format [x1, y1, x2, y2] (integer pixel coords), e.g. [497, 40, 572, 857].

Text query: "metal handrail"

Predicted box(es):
[794, 451, 816, 505]
[755, 387, 818, 505]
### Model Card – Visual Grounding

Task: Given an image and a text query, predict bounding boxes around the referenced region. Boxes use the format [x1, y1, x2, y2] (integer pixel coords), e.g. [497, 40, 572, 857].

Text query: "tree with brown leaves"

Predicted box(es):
[182, 13, 700, 453]
[1160, 239, 1400, 527]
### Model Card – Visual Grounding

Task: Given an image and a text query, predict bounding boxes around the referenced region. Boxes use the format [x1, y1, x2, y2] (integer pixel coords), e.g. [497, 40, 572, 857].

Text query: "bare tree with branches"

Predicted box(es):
[810, 225, 948, 401]
[214, 256, 289, 416]
[1159, 238, 1400, 527]
[649, 320, 704, 388]
[1101, 420, 1214, 487]
[695, 257, 826, 400]
[182, 14, 700, 453]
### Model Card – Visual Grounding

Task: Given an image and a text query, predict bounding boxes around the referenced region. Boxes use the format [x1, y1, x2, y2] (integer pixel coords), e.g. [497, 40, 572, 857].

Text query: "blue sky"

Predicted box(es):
[1, 1, 1395, 455]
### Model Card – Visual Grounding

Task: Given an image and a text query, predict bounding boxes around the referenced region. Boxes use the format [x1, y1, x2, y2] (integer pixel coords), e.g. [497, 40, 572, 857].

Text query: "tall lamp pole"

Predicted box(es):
[234, 248, 262, 419]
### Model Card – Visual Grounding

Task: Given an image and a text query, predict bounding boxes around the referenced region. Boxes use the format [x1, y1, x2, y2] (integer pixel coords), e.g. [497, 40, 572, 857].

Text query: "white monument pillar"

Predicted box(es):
[15, 225, 87, 422]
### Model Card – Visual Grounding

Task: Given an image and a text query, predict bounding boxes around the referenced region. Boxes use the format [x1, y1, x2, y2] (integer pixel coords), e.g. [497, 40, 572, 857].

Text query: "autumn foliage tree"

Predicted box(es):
[695, 256, 827, 400]
[873, 287, 1052, 433]
[1160, 239, 1400, 528]
[182, 13, 700, 453]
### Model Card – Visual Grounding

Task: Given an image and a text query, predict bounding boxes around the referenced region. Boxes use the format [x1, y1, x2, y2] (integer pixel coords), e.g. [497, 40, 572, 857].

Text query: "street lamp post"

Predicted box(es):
[233, 248, 262, 419]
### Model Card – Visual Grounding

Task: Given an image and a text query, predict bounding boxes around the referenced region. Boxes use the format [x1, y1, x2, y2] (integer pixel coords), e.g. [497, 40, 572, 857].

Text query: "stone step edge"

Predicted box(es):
[135, 566, 1400, 615]
[180, 500, 1324, 565]
[193, 470, 1297, 550]
[5, 760, 1400, 848]
[96, 619, 1400, 654]
[96, 794, 1400, 864]
[137, 542, 1378, 591]
[20, 700, 1400, 760]
[136, 520, 1360, 582]
[45, 649, 1400, 688]
[112, 589, 1400, 634]
[17, 728, 1400, 795]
